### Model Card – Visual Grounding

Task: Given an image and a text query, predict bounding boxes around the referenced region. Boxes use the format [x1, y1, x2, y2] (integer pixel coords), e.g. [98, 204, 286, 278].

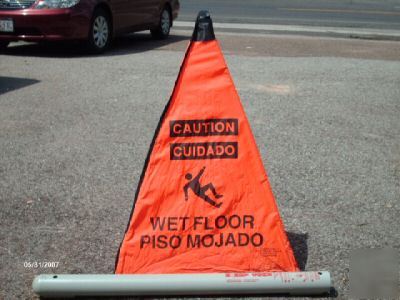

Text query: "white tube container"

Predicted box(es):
[33, 272, 331, 298]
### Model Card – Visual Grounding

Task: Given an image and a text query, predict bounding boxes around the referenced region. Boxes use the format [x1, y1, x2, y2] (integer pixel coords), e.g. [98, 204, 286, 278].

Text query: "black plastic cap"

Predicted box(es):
[191, 10, 215, 41]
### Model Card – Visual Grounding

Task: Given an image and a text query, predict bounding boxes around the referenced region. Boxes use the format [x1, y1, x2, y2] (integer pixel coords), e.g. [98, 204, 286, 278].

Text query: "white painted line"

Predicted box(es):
[174, 21, 400, 38]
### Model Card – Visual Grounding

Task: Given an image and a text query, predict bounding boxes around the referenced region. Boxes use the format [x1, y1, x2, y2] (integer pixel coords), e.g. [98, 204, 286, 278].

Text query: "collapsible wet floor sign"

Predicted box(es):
[32, 11, 331, 298]
[115, 12, 299, 275]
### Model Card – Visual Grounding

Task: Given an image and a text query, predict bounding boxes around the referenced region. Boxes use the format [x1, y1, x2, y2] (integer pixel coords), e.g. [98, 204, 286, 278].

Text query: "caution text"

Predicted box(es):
[170, 119, 239, 137]
[170, 142, 238, 160]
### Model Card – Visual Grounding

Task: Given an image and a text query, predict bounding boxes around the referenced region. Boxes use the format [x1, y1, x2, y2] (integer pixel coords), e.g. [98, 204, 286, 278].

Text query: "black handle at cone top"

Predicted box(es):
[192, 10, 215, 41]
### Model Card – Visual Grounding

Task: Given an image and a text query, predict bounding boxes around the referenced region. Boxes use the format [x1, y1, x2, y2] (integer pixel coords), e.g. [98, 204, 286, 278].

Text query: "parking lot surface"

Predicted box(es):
[1, 31, 399, 299]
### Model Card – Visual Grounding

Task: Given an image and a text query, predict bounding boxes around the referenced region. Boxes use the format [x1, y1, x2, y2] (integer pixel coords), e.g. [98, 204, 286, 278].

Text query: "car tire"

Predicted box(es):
[0, 41, 9, 52]
[151, 7, 171, 39]
[86, 8, 111, 54]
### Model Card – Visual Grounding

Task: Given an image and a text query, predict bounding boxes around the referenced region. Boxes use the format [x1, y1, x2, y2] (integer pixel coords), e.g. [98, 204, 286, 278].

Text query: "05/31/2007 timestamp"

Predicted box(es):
[24, 261, 59, 268]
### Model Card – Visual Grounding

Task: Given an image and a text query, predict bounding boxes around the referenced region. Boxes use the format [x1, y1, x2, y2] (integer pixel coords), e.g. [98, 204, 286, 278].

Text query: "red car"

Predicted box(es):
[0, 0, 179, 53]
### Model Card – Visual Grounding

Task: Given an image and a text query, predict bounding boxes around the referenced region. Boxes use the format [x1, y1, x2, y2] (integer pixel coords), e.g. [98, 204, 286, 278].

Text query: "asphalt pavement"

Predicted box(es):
[179, 0, 400, 29]
[1, 31, 400, 299]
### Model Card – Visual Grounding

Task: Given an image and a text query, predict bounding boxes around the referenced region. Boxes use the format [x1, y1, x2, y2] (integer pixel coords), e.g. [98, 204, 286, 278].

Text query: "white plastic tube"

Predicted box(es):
[33, 271, 331, 298]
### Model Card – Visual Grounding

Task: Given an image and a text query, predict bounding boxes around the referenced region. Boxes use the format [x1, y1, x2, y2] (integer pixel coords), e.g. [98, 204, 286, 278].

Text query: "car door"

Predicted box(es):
[129, 0, 160, 27]
[110, 0, 131, 32]
[110, 0, 147, 32]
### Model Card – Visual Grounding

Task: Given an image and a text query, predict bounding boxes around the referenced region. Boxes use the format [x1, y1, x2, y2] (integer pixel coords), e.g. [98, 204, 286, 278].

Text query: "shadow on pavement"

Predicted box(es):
[287, 232, 308, 271]
[0, 76, 40, 95]
[66, 289, 337, 299]
[110, 32, 188, 56]
[2, 32, 189, 58]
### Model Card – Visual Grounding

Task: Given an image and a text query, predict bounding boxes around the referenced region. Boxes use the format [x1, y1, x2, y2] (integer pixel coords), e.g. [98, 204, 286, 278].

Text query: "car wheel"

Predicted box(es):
[87, 8, 111, 54]
[0, 41, 9, 51]
[151, 7, 171, 39]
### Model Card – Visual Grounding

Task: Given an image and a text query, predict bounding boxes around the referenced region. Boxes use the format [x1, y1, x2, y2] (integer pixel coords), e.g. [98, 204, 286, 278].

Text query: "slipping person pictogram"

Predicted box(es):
[184, 166, 223, 208]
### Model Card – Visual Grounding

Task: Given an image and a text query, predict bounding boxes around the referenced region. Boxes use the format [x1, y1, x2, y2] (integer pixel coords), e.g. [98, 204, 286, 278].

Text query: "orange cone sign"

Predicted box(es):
[115, 11, 299, 274]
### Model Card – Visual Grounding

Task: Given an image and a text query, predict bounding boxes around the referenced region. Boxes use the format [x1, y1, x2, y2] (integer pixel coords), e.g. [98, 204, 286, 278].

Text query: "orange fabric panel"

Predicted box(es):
[115, 40, 299, 274]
